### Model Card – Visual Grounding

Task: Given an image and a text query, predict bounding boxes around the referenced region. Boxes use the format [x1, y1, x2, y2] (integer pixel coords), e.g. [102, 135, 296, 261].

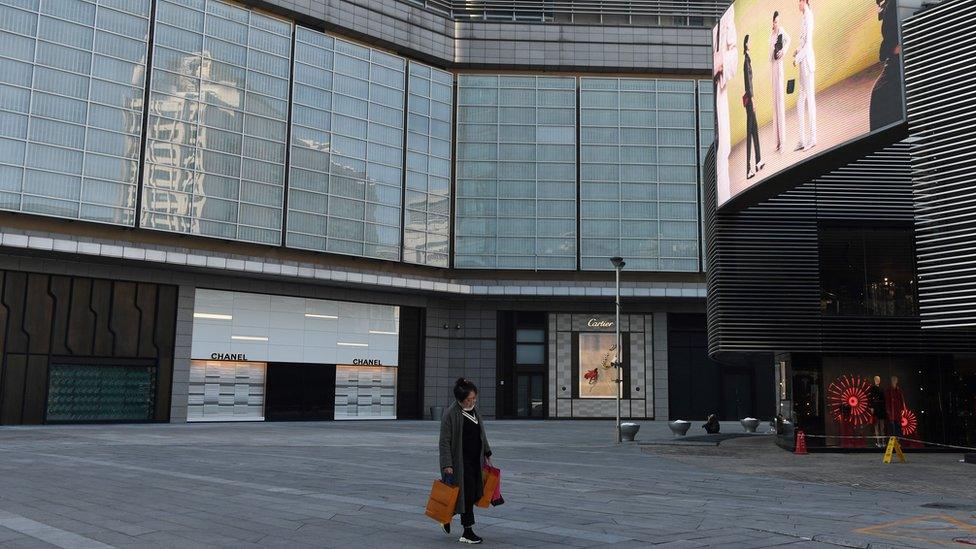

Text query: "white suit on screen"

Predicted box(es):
[713, 7, 737, 205]
[794, 5, 817, 149]
[770, 27, 791, 151]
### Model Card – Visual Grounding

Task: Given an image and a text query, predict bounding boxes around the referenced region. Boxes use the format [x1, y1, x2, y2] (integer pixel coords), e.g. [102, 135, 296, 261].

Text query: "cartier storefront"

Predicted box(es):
[547, 313, 663, 420]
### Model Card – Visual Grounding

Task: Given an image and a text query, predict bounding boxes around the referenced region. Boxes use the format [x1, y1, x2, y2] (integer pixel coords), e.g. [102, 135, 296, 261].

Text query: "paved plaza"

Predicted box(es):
[0, 420, 973, 548]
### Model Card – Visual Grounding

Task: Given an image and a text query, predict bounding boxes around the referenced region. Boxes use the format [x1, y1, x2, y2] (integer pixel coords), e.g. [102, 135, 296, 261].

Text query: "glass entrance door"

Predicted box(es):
[516, 373, 545, 418]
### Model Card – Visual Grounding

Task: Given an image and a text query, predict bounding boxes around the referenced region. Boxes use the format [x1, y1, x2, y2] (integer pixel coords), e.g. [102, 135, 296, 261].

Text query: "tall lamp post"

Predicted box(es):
[610, 256, 625, 443]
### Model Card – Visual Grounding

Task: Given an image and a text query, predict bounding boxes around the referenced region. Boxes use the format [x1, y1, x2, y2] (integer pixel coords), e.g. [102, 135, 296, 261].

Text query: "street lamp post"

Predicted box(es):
[610, 256, 625, 444]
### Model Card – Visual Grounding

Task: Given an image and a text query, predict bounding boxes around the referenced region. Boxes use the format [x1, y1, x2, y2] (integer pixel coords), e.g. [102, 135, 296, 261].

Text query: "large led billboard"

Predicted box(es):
[713, 0, 904, 207]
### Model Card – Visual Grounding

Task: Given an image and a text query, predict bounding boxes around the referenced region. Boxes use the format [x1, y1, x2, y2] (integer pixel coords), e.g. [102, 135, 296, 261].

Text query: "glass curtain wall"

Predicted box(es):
[286, 28, 406, 261]
[579, 77, 699, 272]
[455, 75, 577, 270]
[0, 0, 151, 225]
[141, 0, 292, 245]
[697, 79, 714, 269]
[403, 62, 452, 267]
[0, 2, 711, 273]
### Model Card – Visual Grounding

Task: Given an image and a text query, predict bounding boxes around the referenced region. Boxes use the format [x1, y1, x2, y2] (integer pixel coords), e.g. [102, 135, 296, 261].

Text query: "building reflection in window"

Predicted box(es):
[819, 224, 917, 316]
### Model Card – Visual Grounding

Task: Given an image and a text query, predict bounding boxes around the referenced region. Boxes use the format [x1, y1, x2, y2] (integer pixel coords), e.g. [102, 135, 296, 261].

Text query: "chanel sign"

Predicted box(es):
[211, 353, 246, 361]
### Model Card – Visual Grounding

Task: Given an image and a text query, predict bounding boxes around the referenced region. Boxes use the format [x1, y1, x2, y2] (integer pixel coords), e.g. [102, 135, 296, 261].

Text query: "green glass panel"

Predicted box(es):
[46, 363, 156, 422]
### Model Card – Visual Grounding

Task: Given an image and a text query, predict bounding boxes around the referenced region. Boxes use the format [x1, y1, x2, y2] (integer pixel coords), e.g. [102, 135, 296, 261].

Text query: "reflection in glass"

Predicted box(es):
[286, 28, 406, 262]
[402, 62, 452, 267]
[456, 75, 577, 270]
[580, 78, 699, 272]
[142, 0, 291, 245]
[0, 0, 151, 226]
[819, 225, 917, 317]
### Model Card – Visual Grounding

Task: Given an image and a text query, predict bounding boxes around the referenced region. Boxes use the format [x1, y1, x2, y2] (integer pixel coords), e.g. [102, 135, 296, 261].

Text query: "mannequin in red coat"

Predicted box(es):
[886, 375, 907, 436]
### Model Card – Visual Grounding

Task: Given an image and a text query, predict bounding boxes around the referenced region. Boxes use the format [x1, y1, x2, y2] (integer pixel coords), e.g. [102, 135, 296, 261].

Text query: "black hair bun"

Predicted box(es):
[453, 377, 478, 402]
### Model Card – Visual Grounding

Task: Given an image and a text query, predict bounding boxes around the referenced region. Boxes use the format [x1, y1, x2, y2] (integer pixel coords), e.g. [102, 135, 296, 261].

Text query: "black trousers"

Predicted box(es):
[745, 103, 761, 172]
[460, 469, 479, 527]
[460, 499, 475, 527]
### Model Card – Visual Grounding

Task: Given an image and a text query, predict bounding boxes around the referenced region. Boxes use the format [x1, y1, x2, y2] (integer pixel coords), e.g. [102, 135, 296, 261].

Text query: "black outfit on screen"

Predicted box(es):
[460, 412, 482, 528]
[744, 51, 762, 175]
[870, 0, 902, 130]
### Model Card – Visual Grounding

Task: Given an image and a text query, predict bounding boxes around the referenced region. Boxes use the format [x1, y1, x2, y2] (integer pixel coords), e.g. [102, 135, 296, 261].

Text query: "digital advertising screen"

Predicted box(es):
[712, 0, 905, 208]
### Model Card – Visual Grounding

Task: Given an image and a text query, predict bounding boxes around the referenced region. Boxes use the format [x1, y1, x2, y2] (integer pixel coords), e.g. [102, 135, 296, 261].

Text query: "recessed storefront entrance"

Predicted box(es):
[515, 373, 545, 418]
[265, 363, 336, 421]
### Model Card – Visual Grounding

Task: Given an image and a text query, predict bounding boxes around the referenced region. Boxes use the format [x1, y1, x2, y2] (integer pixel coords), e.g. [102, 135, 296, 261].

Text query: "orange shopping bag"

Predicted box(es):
[424, 478, 459, 524]
[476, 465, 500, 508]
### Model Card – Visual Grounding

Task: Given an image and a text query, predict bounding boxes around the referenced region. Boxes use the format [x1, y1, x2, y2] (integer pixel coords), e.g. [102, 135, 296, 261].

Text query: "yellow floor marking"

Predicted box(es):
[855, 514, 976, 547]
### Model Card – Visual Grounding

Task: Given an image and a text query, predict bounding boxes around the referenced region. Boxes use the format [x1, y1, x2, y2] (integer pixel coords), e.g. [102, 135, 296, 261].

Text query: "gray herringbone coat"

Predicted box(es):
[439, 401, 492, 513]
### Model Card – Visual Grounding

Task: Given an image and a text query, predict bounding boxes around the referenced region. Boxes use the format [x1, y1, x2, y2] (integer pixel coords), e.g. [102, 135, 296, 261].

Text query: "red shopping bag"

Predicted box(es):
[481, 464, 504, 507]
[476, 465, 499, 508]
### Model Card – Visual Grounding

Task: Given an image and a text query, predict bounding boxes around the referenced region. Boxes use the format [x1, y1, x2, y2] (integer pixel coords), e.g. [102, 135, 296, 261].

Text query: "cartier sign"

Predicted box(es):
[587, 318, 614, 328]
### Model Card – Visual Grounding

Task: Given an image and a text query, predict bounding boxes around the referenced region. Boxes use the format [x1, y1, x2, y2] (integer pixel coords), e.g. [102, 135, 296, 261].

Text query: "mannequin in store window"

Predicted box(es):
[867, 375, 887, 446]
[885, 375, 907, 437]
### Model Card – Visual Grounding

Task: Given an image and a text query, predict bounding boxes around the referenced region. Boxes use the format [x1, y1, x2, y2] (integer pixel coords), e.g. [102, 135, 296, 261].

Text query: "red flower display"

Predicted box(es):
[901, 409, 918, 436]
[828, 374, 873, 426]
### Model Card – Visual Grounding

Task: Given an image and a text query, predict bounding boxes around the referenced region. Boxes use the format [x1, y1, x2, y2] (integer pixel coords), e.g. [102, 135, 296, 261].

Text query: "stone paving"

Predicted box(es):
[0, 420, 972, 548]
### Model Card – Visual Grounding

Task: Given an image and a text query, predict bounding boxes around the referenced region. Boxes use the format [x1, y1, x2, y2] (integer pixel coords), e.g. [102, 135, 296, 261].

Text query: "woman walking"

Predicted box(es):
[439, 378, 493, 544]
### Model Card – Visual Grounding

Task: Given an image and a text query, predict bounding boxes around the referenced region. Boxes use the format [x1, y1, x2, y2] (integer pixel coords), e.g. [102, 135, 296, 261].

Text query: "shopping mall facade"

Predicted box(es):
[704, 0, 976, 450]
[0, 0, 777, 425]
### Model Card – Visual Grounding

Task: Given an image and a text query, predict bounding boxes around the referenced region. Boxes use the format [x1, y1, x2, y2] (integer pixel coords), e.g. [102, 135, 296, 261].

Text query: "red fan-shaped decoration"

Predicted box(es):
[828, 374, 873, 426]
[901, 409, 918, 436]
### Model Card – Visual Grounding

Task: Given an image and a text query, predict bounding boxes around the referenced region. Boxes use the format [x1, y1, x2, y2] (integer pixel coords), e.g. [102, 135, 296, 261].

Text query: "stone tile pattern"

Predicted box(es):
[0, 420, 959, 548]
[653, 312, 669, 420]
[172, 285, 195, 422]
[423, 304, 497, 418]
[255, 0, 712, 72]
[551, 313, 657, 419]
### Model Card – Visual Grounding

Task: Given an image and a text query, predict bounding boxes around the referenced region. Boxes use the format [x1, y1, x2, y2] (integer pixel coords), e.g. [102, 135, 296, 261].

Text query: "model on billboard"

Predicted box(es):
[870, 0, 902, 130]
[793, 0, 817, 151]
[769, 11, 791, 152]
[743, 35, 764, 179]
[713, 5, 738, 204]
[714, 0, 906, 208]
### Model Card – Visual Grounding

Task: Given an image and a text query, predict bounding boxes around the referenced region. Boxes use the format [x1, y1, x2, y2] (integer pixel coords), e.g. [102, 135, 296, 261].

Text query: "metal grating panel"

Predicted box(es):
[904, 0, 976, 329]
[400, 0, 728, 24]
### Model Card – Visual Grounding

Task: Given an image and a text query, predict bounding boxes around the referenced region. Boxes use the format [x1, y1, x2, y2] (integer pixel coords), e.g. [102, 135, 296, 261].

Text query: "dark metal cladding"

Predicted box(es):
[703, 140, 976, 355]
[905, 0, 976, 329]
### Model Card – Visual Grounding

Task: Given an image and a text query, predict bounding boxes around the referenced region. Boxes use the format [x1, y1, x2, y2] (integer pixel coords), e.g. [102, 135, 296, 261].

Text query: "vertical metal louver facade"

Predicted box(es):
[904, 0, 976, 329]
